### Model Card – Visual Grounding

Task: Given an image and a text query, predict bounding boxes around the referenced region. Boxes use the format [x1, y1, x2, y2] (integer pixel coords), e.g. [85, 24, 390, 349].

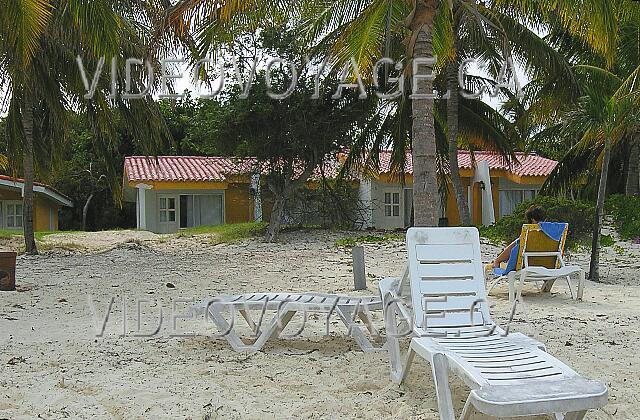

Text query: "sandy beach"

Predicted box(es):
[1, 230, 638, 419]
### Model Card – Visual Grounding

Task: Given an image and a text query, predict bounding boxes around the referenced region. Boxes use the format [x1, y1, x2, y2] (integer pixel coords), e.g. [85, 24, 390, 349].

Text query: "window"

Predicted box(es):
[179, 194, 223, 228]
[6, 203, 23, 228]
[499, 190, 536, 217]
[384, 192, 400, 217]
[159, 197, 176, 223]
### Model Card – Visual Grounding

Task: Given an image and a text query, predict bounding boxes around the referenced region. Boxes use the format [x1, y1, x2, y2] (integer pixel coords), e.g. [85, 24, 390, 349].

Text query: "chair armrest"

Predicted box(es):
[522, 251, 562, 257]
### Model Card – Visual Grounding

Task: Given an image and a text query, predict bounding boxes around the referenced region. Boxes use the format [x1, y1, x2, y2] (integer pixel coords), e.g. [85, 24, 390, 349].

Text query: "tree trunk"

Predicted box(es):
[82, 193, 94, 231]
[589, 138, 612, 282]
[21, 92, 38, 255]
[411, 26, 439, 227]
[264, 163, 317, 242]
[625, 138, 639, 196]
[265, 193, 286, 243]
[447, 61, 471, 225]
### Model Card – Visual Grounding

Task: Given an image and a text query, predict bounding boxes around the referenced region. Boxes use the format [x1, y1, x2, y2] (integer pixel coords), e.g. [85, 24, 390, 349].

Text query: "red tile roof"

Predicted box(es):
[125, 151, 555, 184]
[124, 156, 258, 183]
[124, 156, 341, 183]
[378, 151, 557, 177]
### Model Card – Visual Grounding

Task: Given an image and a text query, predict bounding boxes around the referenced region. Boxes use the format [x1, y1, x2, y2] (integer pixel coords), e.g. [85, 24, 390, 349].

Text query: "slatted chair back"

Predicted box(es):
[407, 227, 491, 329]
[515, 223, 568, 271]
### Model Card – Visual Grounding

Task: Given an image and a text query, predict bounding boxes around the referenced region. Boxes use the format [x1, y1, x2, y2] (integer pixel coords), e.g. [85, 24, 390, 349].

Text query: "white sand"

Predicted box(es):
[1, 230, 638, 419]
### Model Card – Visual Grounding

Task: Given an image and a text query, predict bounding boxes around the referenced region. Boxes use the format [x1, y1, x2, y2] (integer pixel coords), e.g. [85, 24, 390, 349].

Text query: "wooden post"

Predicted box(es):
[353, 245, 366, 290]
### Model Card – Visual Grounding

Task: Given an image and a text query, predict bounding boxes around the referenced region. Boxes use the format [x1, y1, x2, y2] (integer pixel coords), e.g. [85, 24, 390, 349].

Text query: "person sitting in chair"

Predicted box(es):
[491, 205, 546, 271]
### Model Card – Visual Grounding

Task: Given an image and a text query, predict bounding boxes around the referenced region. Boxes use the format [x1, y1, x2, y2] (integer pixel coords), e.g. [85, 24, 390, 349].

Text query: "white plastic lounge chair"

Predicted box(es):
[378, 227, 607, 420]
[194, 292, 383, 353]
[487, 223, 585, 302]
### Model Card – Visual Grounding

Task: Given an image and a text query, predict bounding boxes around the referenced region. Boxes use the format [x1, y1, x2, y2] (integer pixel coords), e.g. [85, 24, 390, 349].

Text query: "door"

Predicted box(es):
[179, 194, 224, 228]
[158, 195, 178, 233]
[382, 190, 402, 228]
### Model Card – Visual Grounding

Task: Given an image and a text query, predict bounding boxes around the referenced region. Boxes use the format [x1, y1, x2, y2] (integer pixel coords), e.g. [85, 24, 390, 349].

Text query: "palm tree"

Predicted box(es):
[0, 1, 172, 253]
[548, 66, 639, 281]
[308, 0, 585, 227]
[491, 1, 640, 280]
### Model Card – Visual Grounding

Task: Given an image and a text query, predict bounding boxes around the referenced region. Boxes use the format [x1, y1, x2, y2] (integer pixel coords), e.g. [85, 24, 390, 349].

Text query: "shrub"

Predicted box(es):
[482, 196, 595, 246]
[178, 222, 268, 244]
[285, 180, 366, 229]
[605, 194, 640, 240]
[335, 233, 404, 248]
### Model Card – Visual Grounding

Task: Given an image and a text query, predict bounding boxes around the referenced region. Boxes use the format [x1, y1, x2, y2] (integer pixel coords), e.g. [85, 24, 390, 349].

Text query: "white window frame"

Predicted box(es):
[384, 191, 401, 218]
[158, 196, 177, 224]
[4, 201, 23, 229]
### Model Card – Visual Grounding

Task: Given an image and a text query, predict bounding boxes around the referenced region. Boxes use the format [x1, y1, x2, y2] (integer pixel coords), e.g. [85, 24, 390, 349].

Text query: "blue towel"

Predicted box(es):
[492, 222, 567, 276]
[538, 222, 567, 241]
[493, 240, 520, 276]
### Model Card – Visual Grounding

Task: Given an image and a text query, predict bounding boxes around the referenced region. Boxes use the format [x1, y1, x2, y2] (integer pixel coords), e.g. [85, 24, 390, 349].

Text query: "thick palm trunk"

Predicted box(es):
[589, 138, 612, 282]
[411, 26, 439, 227]
[625, 139, 639, 196]
[447, 61, 471, 226]
[21, 93, 38, 255]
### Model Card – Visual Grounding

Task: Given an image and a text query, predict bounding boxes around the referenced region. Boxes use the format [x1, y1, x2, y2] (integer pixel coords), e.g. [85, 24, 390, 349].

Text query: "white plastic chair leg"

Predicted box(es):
[384, 303, 404, 382]
[508, 272, 517, 303]
[486, 275, 504, 294]
[565, 275, 576, 299]
[398, 346, 416, 385]
[577, 271, 585, 300]
[555, 411, 587, 420]
[431, 352, 455, 420]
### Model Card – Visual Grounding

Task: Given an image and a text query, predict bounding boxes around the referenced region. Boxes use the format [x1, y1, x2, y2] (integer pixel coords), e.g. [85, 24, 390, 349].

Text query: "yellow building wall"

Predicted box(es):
[128, 180, 228, 190]
[445, 178, 472, 226]
[224, 183, 254, 224]
[0, 189, 22, 201]
[33, 198, 58, 232]
[445, 177, 501, 227]
[0, 190, 59, 231]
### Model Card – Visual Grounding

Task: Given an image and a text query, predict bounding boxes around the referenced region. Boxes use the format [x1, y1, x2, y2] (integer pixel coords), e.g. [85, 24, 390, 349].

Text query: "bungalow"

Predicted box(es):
[123, 156, 261, 234]
[123, 152, 557, 233]
[358, 151, 557, 229]
[0, 175, 73, 231]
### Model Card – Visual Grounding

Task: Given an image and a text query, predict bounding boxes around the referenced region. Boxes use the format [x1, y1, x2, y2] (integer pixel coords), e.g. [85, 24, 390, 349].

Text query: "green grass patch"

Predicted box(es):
[477, 225, 505, 245]
[0, 230, 19, 239]
[606, 194, 640, 240]
[335, 232, 404, 248]
[600, 234, 615, 247]
[177, 222, 268, 244]
[38, 241, 86, 252]
[0, 230, 85, 240]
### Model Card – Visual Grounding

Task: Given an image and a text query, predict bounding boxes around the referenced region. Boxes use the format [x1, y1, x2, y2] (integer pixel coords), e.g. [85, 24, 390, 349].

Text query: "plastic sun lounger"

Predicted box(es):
[487, 223, 585, 303]
[194, 292, 384, 353]
[378, 227, 607, 420]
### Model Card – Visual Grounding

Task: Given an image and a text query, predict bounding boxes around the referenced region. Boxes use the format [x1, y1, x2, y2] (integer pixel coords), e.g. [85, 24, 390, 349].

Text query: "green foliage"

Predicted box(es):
[335, 233, 404, 248]
[48, 114, 139, 231]
[178, 222, 268, 244]
[600, 234, 615, 247]
[605, 194, 640, 240]
[480, 195, 595, 246]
